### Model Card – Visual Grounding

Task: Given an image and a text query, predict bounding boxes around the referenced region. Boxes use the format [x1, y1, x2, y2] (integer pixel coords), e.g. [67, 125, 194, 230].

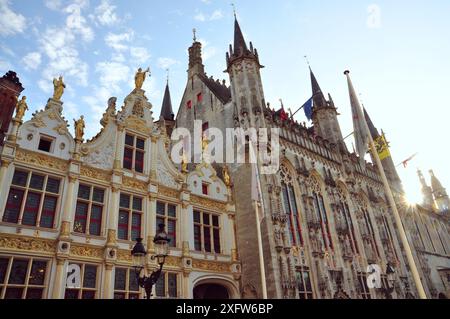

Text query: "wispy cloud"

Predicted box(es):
[64, 0, 94, 42]
[44, 0, 62, 11]
[105, 31, 134, 51]
[157, 57, 179, 69]
[22, 52, 42, 70]
[93, 0, 120, 26]
[0, 0, 26, 36]
[130, 47, 151, 64]
[194, 9, 223, 22]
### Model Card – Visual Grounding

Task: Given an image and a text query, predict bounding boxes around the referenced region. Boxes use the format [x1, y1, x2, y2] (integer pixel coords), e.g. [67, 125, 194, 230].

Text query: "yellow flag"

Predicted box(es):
[374, 134, 391, 160]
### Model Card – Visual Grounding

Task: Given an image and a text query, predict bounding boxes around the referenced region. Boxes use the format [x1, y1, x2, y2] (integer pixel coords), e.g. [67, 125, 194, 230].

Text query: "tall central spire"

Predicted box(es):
[233, 17, 249, 56]
[309, 67, 327, 108]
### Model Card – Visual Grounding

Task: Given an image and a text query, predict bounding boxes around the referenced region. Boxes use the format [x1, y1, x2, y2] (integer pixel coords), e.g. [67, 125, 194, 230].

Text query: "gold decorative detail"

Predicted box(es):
[192, 259, 232, 273]
[158, 185, 179, 199]
[165, 256, 181, 267]
[135, 67, 150, 90]
[223, 165, 231, 187]
[132, 99, 144, 118]
[48, 112, 57, 120]
[231, 249, 239, 262]
[191, 195, 227, 211]
[15, 149, 68, 171]
[117, 249, 132, 262]
[107, 229, 117, 245]
[123, 177, 147, 192]
[74, 115, 85, 142]
[70, 244, 103, 259]
[124, 115, 151, 135]
[181, 154, 188, 174]
[53, 76, 65, 101]
[60, 221, 71, 237]
[15, 96, 28, 121]
[80, 165, 110, 182]
[0, 234, 56, 253]
[182, 241, 190, 257]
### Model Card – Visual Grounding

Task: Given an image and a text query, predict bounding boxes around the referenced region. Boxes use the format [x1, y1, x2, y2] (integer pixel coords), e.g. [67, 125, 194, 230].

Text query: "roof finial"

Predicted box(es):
[279, 98, 284, 109]
[304, 55, 311, 68]
[193, 28, 197, 42]
[166, 68, 169, 85]
[231, 3, 237, 18]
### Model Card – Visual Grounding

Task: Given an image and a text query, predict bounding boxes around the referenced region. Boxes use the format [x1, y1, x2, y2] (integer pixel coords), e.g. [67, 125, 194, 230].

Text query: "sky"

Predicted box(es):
[0, 0, 449, 204]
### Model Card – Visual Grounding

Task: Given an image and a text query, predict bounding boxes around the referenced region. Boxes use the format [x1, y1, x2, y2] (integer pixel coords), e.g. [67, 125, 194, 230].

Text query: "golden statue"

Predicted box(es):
[74, 115, 85, 141]
[15, 96, 28, 121]
[134, 67, 150, 90]
[223, 165, 231, 187]
[181, 154, 188, 173]
[53, 76, 66, 101]
[202, 133, 209, 152]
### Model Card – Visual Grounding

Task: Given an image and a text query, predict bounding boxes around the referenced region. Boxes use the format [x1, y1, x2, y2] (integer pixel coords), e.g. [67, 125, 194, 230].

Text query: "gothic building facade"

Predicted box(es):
[0, 17, 448, 299]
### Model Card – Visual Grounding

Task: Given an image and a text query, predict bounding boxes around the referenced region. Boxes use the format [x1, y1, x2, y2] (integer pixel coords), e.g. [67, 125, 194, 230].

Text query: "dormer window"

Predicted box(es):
[202, 183, 209, 196]
[123, 133, 145, 173]
[38, 135, 54, 153]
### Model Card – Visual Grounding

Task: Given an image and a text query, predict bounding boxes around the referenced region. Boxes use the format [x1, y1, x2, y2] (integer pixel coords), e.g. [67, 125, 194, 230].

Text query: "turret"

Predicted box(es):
[429, 170, 449, 214]
[309, 67, 344, 147]
[226, 16, 266, 130]
[158, 79, 175, 136]
[0, 71, 24, 145]
[417, 169, 434, 209]
[188, 29, 205, 78]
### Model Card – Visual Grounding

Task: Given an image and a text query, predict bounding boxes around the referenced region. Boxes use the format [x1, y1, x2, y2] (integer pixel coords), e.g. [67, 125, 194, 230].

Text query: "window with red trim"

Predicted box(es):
[197, 92, 203, 102]
[201, 183, 209, 195]
[156, 201, 177, 247]
[281, 182, 304, 246]
[187, 100, 192, 109]
[74, 185, 105, 236]
[118, 194, 143, 241]
[3, 170, 60, 228]
[193, 210, 220, 253]
[123, 134, 145, 173]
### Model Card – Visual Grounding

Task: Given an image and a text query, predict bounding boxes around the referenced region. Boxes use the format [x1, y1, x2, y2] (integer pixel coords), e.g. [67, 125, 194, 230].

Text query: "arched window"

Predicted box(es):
[280, 164, 304, 247]
[310, 176, 333, 251]
[336, 186, 359, 254]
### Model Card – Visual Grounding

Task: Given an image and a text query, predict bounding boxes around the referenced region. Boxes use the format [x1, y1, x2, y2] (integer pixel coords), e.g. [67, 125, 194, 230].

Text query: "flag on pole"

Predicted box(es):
[345, 71, 369, 165]
[374, 133, 391, 160]
[397, 153, 418, 168]
[302, 96, 314, 121]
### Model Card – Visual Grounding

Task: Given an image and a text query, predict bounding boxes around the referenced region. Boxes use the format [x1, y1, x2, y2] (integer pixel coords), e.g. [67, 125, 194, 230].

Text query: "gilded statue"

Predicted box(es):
[52, 76, 66, 101]
[135, 67, 150, 90]
[15, 96, 28, 121]
[74, 115, 85, 141]
[181, 154, 188, 173]
[223, 165, 231, 187]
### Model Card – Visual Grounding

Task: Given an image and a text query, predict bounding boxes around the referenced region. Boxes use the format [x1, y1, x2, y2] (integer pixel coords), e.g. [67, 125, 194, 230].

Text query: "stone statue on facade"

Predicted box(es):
[15, 96, 28, 121]
[52, 76, 65, 101]
[74, 115, 85, 141]
[135, 67, 150, 90]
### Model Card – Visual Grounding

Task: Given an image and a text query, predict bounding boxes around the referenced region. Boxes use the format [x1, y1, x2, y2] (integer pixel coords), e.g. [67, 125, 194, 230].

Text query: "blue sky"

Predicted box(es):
[1, 0, 449, 203]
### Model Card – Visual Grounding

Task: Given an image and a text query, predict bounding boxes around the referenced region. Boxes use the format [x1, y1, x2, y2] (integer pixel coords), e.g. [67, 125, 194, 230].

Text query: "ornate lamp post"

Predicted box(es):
[131, 224, 170, 299]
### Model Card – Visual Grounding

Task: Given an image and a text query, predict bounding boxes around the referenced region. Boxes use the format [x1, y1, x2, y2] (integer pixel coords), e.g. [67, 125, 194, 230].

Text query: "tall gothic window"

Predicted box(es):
[335, 187, 359, 254]
[156, 201, 177, 248]
[280, 164, 304, 247]
[296, 266, 313, 299]
[74, 184, 105, 236]
[118, 194, 143, 241]
[309, 176, 333, 251]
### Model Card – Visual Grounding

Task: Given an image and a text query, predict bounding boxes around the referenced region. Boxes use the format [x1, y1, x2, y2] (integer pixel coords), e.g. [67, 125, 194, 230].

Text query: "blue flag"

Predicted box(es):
[303, 97, 313, 121]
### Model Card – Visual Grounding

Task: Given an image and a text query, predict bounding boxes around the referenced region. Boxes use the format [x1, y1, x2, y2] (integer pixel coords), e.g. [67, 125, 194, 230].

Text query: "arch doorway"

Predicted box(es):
[193, 284, 229, 299]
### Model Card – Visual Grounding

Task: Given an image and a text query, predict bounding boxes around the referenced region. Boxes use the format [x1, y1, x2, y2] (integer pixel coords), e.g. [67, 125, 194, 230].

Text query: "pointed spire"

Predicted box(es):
[160, 81, 174, 121]
[429, 170, 446, 194]
[233, 16, 249, 56]
[309, 67, 327, 108]
[188, 28, 205, 77]
[363, 107, 380, 139]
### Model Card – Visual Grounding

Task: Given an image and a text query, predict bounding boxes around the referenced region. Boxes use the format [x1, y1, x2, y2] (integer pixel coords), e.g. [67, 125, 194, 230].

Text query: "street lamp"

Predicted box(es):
[383, 263, 396, 299]
[131, 224, 170, 299]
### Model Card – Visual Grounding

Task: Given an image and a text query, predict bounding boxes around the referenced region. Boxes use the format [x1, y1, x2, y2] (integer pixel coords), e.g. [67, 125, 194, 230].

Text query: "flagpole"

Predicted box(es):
[250, 144, 268, 299]
[345, 70, 427, 299]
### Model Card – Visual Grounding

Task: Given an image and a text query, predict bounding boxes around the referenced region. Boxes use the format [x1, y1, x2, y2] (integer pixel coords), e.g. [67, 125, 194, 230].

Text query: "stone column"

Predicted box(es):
[6, 118, 21, 143]
[60, 175, 77, 238]
[103, 264, 114, 299]
[0, 159, 12, 221]
[113, 125, 125, 170]
[51, 258, 66, 299]
[149, 136, 158, 181]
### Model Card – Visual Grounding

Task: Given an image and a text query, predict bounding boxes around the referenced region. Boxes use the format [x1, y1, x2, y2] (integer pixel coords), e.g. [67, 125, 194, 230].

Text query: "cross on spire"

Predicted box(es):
[193, 28, 197, 42]
[231, 3, 236, 18]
